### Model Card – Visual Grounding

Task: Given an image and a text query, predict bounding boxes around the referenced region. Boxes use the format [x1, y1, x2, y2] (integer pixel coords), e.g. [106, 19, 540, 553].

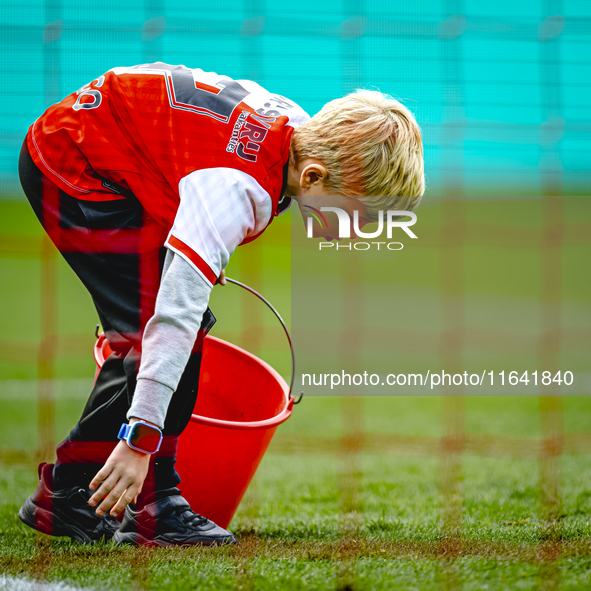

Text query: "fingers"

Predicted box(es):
[88, 466, 145, 516]
[88, 471, 118, 509]
[88, 461, 130, 514]
[96, 479, 129, 517]
[110, 485, 139, 517]
[91, 471, 139, 517]
[133, 484, 143, 505]
[87, 441, 151, 517]
[216, 269, 227, 286]
[89, 465, 112, 493]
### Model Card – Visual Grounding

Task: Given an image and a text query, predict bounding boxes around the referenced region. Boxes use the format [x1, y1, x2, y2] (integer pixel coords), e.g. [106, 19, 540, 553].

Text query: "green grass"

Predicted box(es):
[4, 555, 590, 591]
[1, 395, 591, 589]
[1, 198, 591, 588]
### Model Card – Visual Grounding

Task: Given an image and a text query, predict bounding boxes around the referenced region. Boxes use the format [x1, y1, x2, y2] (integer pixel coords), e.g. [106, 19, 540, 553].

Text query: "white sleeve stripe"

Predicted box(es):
[165, 238, 216, 288]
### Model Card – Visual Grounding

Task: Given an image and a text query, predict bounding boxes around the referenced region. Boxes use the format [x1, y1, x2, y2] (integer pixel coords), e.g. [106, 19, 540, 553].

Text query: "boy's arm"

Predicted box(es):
[88, 167, 273, 517]
[127, 248, 212, 429]
[129, 166, 273, 426]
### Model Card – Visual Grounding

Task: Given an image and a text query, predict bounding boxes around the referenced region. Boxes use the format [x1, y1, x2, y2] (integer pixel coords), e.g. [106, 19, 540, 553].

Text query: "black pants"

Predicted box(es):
[18, 140, 214, 498]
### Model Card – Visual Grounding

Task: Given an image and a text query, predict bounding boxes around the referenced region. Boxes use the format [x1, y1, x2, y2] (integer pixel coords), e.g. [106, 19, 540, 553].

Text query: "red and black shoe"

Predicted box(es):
[18, 462, 120, 544]
[112, 488, 237, 547]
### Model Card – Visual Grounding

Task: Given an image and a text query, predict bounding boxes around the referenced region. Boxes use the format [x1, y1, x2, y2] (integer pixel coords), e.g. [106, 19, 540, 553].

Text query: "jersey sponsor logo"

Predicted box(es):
[226, 111, 249, 154]
[236, 118, 269, 162]
[231, 95, 296, 163]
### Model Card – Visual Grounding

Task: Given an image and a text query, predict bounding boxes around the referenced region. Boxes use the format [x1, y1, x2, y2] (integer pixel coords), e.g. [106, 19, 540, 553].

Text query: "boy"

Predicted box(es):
[17, 63, 424, 546]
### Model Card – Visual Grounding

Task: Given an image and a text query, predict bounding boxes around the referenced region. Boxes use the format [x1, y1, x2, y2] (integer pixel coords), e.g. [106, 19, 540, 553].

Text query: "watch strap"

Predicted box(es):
[117, 423, 132, 441]
[117, 422, 162, 454]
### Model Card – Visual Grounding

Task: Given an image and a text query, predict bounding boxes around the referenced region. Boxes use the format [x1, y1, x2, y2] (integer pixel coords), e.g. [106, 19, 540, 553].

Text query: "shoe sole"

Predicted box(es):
[18, 495, 110, 544]
[112, 530, 237, 547]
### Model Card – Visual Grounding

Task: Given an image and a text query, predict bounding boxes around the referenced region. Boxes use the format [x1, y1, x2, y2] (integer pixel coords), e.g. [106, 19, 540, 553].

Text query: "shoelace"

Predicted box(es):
[169, 506, 209, 527]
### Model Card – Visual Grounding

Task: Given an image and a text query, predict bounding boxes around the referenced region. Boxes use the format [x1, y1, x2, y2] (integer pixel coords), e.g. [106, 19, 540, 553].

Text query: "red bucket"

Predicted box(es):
[93, 278, 301, 529]
[177, 335, 293, 528]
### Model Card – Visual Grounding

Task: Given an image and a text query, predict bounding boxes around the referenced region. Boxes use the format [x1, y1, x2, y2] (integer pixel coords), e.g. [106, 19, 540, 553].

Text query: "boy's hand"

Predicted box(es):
[88, 439, 150, 518]
[215, 269, 226, 285]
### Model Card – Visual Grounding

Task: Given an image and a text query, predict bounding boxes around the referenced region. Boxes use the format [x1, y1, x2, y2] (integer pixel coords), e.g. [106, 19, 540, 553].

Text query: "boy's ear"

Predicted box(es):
[300, 162, 328, 188]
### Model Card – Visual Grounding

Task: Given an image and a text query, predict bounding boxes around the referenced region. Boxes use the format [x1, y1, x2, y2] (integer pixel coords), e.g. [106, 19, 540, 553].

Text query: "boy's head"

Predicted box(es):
[289, 90, 425, 224]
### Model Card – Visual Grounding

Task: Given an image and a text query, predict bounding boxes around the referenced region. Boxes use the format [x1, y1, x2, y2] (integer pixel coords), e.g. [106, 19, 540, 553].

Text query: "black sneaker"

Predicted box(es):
[18, 462, 120, 544]
[112, 488, 237, 547]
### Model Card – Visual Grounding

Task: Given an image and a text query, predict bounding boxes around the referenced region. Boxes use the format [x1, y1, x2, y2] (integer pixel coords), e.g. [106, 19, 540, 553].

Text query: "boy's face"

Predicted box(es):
[286, 159, 372, 241]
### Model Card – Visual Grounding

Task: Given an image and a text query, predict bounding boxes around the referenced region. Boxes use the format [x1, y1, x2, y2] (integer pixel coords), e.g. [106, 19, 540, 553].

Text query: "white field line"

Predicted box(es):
[0, 574, 96, 591]
[0, 379, 94, 400]
[2, 373, 591, 400]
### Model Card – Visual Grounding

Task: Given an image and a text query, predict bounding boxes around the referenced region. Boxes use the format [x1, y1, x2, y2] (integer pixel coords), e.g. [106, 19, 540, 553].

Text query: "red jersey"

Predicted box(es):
[27, 63, 309, 284]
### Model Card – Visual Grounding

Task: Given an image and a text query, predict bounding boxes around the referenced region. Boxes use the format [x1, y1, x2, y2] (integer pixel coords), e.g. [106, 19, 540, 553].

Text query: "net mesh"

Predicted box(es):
[0, 1, 590, 589]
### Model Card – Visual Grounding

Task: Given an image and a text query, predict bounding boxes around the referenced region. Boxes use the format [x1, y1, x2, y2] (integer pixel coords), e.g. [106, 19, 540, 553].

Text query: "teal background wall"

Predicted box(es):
[1, 0, 589, 199]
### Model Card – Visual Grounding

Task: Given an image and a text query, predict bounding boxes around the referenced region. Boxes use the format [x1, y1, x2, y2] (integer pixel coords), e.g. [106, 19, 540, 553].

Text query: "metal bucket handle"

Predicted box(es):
[225, 277, 304, 405]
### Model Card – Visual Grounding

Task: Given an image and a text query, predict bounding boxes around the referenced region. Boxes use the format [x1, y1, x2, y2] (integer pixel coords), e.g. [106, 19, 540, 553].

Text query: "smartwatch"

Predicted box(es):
[117, 422, 163, 454]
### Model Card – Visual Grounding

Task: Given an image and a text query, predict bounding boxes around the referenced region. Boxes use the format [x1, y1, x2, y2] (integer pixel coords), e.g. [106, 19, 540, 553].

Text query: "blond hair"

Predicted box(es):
[291, 90, 425, 219]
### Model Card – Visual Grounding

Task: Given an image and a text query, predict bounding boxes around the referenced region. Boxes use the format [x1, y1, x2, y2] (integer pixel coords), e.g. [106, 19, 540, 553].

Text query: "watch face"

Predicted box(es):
[129, 423, 162, 454]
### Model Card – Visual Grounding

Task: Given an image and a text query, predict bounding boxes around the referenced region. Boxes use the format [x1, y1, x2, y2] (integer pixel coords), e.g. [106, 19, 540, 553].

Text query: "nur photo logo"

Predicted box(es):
[301, 205, 418, 251]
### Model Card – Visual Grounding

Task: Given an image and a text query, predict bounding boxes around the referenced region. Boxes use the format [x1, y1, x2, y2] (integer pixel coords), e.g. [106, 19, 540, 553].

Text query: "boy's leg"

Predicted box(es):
[18, 141, 223, 542]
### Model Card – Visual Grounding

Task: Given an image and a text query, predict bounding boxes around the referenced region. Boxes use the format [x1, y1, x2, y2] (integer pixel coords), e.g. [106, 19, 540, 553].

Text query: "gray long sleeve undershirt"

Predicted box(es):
[126, 248, 212, 428]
